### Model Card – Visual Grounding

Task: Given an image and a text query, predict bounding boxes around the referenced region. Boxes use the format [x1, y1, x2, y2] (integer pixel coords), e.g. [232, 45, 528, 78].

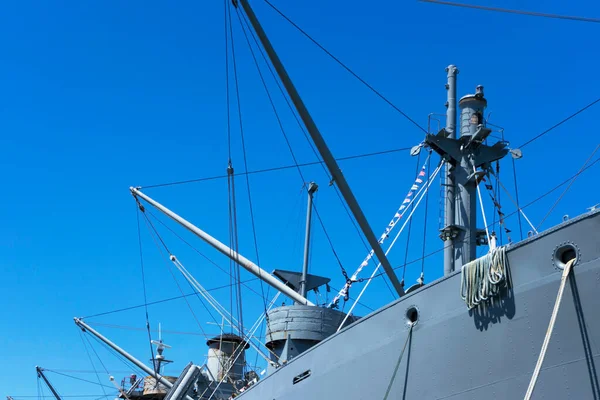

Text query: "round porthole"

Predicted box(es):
[553, 242, 579, 270]
[406, 306, 419, 325]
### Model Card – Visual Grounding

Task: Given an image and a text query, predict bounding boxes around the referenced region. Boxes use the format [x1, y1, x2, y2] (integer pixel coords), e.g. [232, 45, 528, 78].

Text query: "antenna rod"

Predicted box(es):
[444, 65, 458, 275]
[36, 367, 62, 400]
[300, 182, 318, 299]
[130, 187, 314, 306]
[237, 0, 405, 297]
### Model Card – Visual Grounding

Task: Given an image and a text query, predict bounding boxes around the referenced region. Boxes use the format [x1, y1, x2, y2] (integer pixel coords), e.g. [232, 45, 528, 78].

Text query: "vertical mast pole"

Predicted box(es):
[237, 0, 405, 296]
[300, 182, 318, 299]
[444, 65, 458, 275]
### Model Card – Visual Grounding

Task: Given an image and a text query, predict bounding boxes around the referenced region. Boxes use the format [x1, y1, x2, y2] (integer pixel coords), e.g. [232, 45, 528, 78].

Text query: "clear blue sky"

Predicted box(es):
[2, 0, 599, 397]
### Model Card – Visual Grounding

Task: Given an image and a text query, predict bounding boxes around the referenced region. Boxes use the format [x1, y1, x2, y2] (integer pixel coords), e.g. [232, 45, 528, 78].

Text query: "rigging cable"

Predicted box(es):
[227, 0, 268, 336]
[225, 0, 235, 334]
[519, 97, 600, 149]
[144, 208, 266, 299]
[536, 143, 600, 230]
[140, 202, 280, 365]
[420, 150, 432, 282]
[82, 278, 259, 319]
[85, 322, 222, 337]
[512, 156, 524, 240]
[336, 159, 444, 329]
[366, 154, 600, 281]
[418, 0, 600, 24]
[236, 7, 377, 266]
[401, 151, 422, 284]
[263, 0, 428, 134]
[234, 5, 352, 297]
[135, 205, 158, 378]
[44, 370, 114, 390]
[136, 209, 218, 334]
[383, 323, 414, 400]
[140, 147, 411, 189]
[86, 333, 147, 377]
[488, 122, 522, 241]
[139, 207, 219, 335]
[78, 329, 109, 400]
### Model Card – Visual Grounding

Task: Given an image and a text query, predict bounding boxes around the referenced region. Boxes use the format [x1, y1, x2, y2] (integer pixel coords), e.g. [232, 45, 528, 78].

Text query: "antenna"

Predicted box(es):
[151, 322, 173, 374]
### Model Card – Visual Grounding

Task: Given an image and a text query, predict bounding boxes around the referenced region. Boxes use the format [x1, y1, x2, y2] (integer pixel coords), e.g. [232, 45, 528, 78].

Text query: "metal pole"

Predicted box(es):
[36, 367, 62, 400]
[444, 65, 458, 275]
[300, 182, 318, 299]
[456, 86, 487, 266]
[237, 0, 405, 297]
[131, 187, 314, 306]
[73, 318, 181, 390]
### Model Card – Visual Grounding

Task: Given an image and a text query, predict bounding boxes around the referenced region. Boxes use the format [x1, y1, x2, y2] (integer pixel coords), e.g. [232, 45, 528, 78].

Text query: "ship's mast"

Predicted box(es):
[36, 367, 61, 400]
[300, 182, 318, 299]
[236, 0, 405, 297]
[427, 72, 509, 270]
[443, 65, 458, 275]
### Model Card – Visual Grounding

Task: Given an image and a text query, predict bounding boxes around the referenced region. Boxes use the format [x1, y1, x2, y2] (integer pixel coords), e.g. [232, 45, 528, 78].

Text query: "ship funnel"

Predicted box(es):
[205, 334, 249, 384]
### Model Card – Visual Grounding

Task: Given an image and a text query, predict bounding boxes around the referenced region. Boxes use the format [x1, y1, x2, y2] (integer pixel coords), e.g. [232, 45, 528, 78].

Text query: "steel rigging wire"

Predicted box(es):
[88, 155, 600, 319]
[235, 5, 382, 267]
[135, 205, 158, 379]
[233, 5, 368, 299]
[418, 0, 600, 24]
[263, 0, 429, 134]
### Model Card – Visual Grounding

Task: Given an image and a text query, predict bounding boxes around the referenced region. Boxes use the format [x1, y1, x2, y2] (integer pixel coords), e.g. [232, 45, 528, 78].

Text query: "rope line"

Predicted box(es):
[139, 208, 218, 334]
[78, 329, 108, 399]
[537, 143, 600, 230]
[519, 97, 600, 149]
[383, 323, 414, 400]
[366, 154, 600, 282]
[235, 6, 350, 294]
[401, 152, 422, 282]
[44, 370, 115, 390]
[524, 258, 576, 399]
[140, 147, 411, 189]
[135, 206, 158, 376]
[144, 208, 266, 300]
[264, 0, 428, 133]
[419, 0, 600, 24]
[236, 7, 407, 268]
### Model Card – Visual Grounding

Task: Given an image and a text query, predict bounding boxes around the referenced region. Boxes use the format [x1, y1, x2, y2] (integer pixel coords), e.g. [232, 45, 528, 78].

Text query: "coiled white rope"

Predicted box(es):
[460, 246, 508, 309]
[524, 258, 576, 400]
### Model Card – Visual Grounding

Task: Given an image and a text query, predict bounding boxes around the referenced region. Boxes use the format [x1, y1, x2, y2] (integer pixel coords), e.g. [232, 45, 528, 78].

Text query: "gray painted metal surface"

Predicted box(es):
[443, 64, 458, 276]
[300, 182, 318, 299]
[232, 208, 600, 399]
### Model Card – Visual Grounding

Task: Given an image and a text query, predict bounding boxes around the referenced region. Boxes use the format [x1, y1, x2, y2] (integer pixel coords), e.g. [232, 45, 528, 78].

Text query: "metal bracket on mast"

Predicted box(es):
[237, 0, 405, 297]
[130, 187, 314, 306]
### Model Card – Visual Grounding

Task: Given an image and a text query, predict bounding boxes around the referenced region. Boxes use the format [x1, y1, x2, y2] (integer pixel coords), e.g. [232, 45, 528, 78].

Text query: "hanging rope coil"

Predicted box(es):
[460, 245, 509, 309]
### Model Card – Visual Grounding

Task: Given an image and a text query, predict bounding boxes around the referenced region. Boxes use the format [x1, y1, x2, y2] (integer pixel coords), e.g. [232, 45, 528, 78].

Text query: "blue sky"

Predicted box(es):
[2, 0, 599, 397]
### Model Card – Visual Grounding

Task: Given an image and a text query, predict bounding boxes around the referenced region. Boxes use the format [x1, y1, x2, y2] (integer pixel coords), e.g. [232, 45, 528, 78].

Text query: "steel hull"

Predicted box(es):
[237, 209, 600, 399]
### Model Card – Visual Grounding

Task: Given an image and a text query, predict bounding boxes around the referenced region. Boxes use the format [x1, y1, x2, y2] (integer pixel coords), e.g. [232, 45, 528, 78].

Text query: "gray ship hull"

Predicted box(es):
[238, 209, 600, 399]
